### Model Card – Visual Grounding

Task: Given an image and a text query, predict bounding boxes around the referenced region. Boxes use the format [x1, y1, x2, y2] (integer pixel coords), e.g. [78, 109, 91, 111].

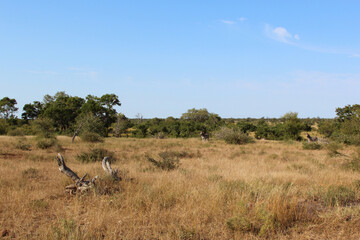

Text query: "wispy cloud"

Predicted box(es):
[220, 20, 236, 25]
[220, 17, 247, 25]
[68, 67, 98, 78]
[28, 70, 58, 75]
[265, 24, 359, 57]
[265, 24, 299, 44]
[67, 67, 84, 71]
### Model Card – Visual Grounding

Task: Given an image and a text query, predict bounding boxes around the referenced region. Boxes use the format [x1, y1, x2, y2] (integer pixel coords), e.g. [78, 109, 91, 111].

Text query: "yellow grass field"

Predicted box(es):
[1, 136, 360, 239]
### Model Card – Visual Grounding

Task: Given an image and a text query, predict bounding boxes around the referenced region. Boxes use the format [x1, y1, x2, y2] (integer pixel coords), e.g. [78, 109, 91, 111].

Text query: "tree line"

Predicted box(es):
[0, 93, 359, 145]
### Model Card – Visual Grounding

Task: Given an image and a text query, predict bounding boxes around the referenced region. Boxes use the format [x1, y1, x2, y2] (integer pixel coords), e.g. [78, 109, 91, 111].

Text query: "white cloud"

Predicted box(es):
[265, 24, 299, 44]
[220, 20, 236, 25]
[238, 17, 247, 22]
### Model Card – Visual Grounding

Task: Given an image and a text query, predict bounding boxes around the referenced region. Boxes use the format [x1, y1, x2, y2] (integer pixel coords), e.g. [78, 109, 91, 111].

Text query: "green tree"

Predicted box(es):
[0, 97, 18, 120]
[81, 94, 121, 128]
[181, 108, 211, 122]
[281, 112, 302, 140]
[112, 113, 131, 137]
[22, 101, 43, 120]
[32, 117, 56, 138]
[336, 104, 360, 122]
[41, 92, 85, 131]
[75, 112, 107, 137]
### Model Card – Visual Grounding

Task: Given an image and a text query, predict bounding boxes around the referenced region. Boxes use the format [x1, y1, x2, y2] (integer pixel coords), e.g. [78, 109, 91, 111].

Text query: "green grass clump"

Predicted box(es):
[37, 138, 56, 149]
[76, 147, 115, 163]
[146, 151, 180, 171]
[302, 142, 322, 150]
[215, 127, 254, 145]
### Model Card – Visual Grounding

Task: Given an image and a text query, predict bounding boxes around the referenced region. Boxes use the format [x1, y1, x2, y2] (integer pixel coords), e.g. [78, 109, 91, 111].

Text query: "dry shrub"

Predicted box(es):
[322, 185, 357, 207]
[158, 150, 200, 159]
[51, 218, 83, 240]
[15, 137, 31, 151]
[36, 138, 56, 149]
[29, 199, 49, 209]
[76, 147, 116, 163]
[302, 142, 322, 150]
[80, 132, 104, 143]
[326, 141, 343, 157]
[22, 168, 39, 179]
[343, 148, 360, 172]
[214, 127, 254, 145]
[7, 128, 24, 136]
[227, 194, 320, 237]
[146, 152, 180, 171]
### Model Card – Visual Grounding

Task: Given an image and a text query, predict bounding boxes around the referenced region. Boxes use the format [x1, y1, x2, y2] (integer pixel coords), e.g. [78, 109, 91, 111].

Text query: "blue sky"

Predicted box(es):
[1, 1, 359, 118]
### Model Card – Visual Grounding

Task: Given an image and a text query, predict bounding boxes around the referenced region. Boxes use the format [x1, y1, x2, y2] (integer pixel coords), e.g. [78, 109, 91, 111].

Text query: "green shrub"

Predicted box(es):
[7, 128, 24, 136]
[302, 142, 322, 150]
[37, 138, 56, 149]
[15, 137, 31, 151]
[80, 132, 103, 143]
[0, 119, 8, 135]
[146, 152, 180, 171]
[76, 147, 115, 163]
[215, 127, 254, 145]
[343, 148, 360, 172]
[323, 185, 356, 207]
[75, 112, 107, 137]
[158, 150, 199, 159]
[32, 117, 56, 138]
[318, 120, 337, 138]
[326, 142, 343, 157]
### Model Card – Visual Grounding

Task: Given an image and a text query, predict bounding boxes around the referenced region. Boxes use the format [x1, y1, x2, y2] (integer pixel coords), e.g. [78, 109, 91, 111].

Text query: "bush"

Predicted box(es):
[75, 112, 107, 137]
[318, 120, 337, 138]
[7, 128, 25, 136]
[281, 112, 303, 140]
[80, 132, 103, 143]
[76, 147, 115, 163]
[215, 127, 254, 145]
[146, 152, 180, 171]
[326, 142, 343, 157]
[323, 185, 356, 207]
[158, 150, 199, 159]
[32, 118, 55, 138]
[15, 137, 31, 151]
[0, 119, 8, 135]
[343, 148, 360, 172]
[112, 113, 131, 137]
[37, 138, 56, 149]
[302, 142, 322, 150]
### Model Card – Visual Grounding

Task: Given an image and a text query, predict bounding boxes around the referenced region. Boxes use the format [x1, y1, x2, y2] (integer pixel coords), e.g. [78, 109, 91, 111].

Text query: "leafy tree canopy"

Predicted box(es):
[0, 97, 18, 119]
[336, 104, 360, 122]
[22, 101, 43, 120]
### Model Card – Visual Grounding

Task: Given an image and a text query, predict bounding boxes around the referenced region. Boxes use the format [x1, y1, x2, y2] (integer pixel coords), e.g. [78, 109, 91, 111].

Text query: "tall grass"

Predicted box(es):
[0, 136, 360, 239]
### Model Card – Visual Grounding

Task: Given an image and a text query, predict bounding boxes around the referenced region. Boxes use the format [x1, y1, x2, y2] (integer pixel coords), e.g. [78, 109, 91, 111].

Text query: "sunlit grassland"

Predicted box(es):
[1, 136, 360, 239]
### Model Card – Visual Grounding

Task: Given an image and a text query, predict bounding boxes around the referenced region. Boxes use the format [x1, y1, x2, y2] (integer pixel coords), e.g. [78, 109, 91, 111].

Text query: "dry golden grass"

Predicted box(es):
[1, 135, 360, 239]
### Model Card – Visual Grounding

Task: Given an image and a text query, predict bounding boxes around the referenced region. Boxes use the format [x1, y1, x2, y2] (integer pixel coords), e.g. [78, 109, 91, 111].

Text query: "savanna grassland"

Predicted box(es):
[1, 135, 360, 239]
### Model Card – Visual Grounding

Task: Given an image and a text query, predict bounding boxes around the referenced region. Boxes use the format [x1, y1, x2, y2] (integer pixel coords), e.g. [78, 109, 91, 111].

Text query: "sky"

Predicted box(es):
[1, 1, 359, 119]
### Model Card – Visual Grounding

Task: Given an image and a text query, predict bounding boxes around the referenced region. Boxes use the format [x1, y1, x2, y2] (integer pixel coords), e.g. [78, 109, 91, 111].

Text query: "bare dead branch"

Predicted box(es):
[102, 157, 121, 180]
[72, 123, 83, 143]
[56, 153, 80, 181]
[56, 153, 98, 194]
